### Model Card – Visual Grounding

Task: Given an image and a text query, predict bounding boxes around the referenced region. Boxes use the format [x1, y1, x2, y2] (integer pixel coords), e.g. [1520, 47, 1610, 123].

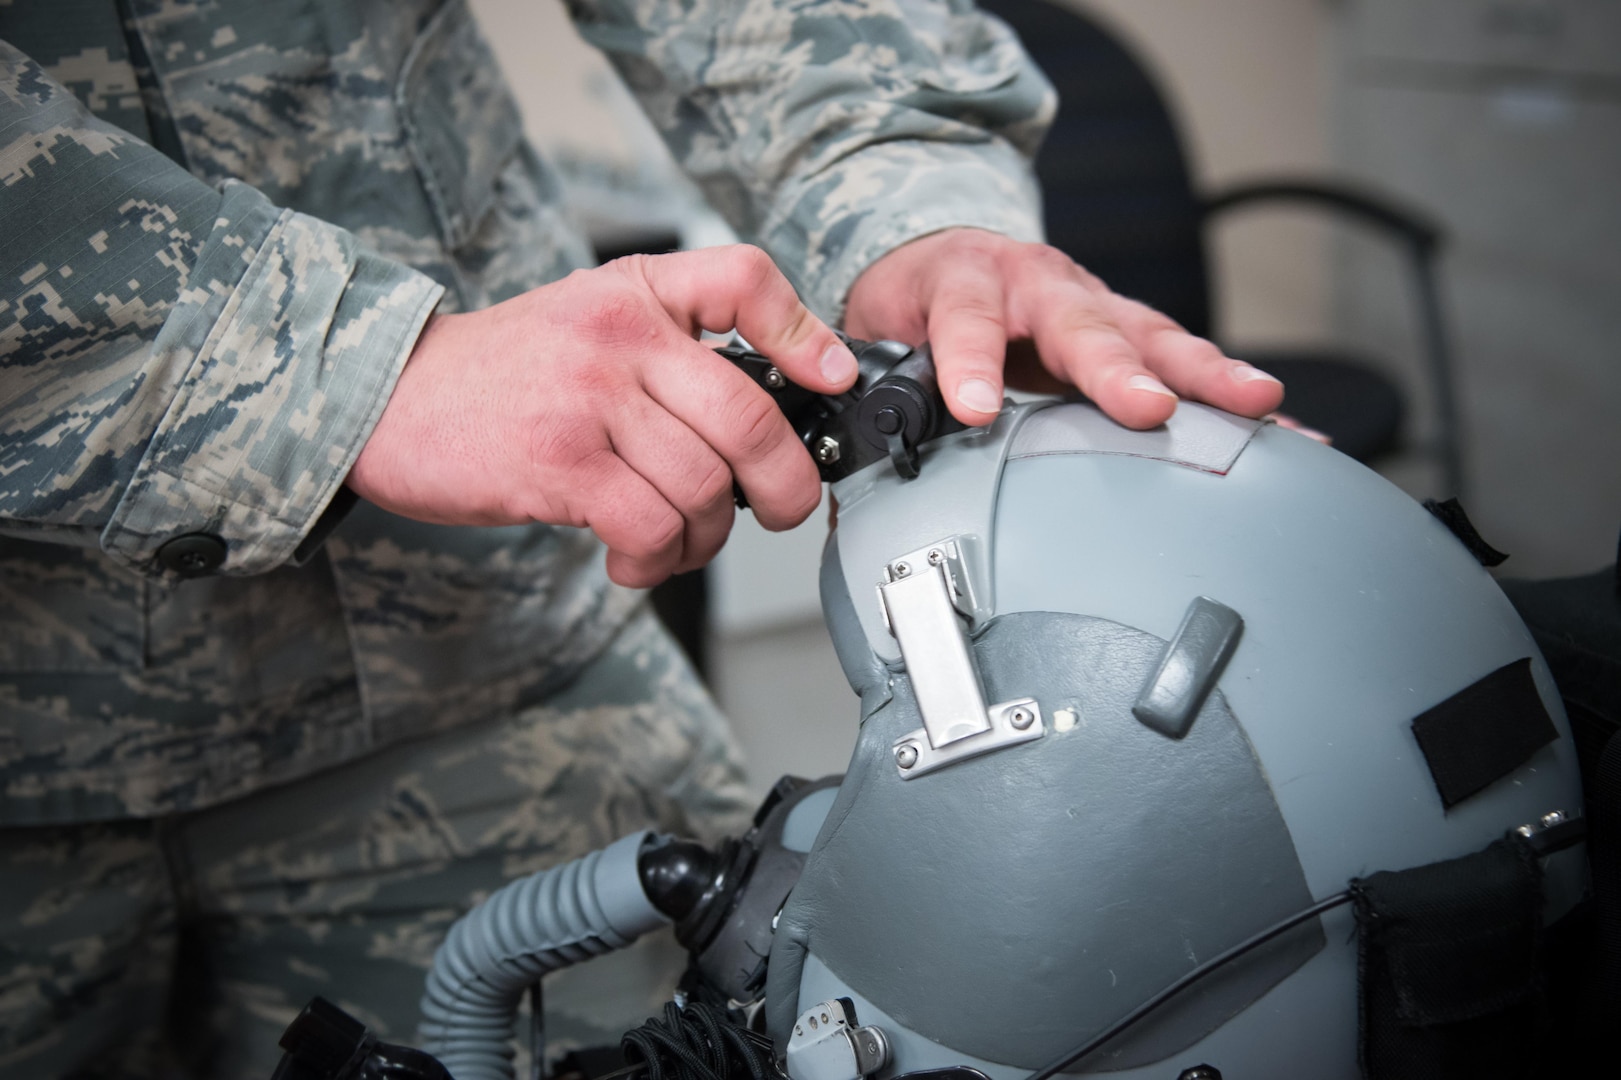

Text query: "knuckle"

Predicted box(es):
[1127, 295, 1182, 331]
[1028, 242, 1078, 277]
[951, 303, 1006, 336]
[778, 302, 816, 347]
[686, 459, 735, 512]
[1064, 304, 1122, 338]
[1059, 257, 1106, 291]
[1066, 336, 1142, 382]
[638, 508, 685, 558]
[725, 244, 780, 293]
[1171, 331, 1225, 365]
[951, 230, 1003, 263]
[572, 286, 656, 350]
[527, 413, 605, 474]
[722, 390, 787, 463]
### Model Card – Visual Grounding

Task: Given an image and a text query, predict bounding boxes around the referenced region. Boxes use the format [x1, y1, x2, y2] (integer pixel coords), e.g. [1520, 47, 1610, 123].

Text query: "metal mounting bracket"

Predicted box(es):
[877, 539, 1044, 779]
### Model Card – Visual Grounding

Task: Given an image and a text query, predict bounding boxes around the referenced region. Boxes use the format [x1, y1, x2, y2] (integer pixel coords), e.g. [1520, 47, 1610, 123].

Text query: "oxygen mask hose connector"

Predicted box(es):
[637, 833, 725, 922]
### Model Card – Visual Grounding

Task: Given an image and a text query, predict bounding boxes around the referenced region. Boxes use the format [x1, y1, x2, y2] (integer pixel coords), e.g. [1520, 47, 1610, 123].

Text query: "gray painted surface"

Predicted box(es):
[992, 417, 1582, 901]
[774, 403, 1583, 1075]
[781, 787, 841, 854]
[830, 404, 1046, 663]
[1007, 400, 1262, 473]
[770, 610, 1321, 1070]
[794, 904, 1363, 1080]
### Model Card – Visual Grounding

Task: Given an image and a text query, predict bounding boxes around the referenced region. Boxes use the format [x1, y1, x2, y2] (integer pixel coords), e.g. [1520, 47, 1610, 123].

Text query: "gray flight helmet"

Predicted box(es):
[766, 400, 1585, 1079]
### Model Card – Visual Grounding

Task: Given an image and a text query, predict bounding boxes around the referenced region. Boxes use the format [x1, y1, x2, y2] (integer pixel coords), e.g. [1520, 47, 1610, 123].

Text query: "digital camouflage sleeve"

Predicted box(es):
[568, 0, 1056, 321]
[0, 38, 445, 580]
[0, 0, 1054, 826]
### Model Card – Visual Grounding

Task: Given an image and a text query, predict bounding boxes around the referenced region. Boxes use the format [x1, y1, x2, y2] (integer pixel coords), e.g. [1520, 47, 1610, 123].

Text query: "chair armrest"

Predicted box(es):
[1202, 179, 1443, 253]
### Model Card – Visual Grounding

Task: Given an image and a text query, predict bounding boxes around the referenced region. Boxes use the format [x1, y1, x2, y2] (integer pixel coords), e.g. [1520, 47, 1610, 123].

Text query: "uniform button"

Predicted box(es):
[157, 533, 228, 577]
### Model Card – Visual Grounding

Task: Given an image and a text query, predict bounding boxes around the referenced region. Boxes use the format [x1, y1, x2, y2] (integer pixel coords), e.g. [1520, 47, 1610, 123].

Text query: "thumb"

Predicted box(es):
[635, 245, 859, 394]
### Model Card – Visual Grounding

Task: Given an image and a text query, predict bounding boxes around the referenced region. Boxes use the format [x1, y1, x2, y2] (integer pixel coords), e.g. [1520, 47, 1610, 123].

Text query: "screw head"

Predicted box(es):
[892, 561, 911, 577]
[1540, 810, 1567, 829]
[764, 367, 786, 388]
[1009, 706, 1034, 730]
[895, 744, 919, 769]
[1514, 824, 1536, 838]
[814, 436, 841, 465]
[1177, 1067, 1223, 1080]
[927, 548, 945, 565]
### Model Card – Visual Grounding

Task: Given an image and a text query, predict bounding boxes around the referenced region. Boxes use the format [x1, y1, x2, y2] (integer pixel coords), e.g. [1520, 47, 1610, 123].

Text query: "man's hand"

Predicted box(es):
[347, 246, 858, 588]
[844, 228, 1285, 429]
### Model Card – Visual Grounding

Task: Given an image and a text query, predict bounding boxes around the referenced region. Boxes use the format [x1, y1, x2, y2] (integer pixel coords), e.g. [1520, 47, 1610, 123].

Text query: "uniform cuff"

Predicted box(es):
[101, 182, 444, 580]
[762, 139, 1046, 325]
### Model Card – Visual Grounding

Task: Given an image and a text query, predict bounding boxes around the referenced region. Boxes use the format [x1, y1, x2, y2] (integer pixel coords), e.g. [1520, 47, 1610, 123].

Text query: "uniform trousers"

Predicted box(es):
[0, 609, 753, 1079]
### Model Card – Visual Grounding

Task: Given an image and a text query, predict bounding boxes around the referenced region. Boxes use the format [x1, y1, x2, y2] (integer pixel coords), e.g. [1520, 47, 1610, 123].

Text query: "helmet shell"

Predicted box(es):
[766, 402, 1584, 1077]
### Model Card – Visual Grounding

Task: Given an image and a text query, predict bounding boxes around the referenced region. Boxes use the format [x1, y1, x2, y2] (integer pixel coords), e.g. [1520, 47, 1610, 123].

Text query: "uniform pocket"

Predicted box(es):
[0, 540, 144, 674]
[398, 0, 526, 250]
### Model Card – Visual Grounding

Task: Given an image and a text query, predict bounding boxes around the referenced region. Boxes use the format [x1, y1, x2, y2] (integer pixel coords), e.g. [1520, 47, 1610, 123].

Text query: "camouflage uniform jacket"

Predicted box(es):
[0, 0, 1053, 825]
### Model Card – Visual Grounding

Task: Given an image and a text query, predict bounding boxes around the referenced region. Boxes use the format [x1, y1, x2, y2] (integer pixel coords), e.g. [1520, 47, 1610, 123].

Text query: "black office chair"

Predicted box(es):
[980, 0, 1464, 496]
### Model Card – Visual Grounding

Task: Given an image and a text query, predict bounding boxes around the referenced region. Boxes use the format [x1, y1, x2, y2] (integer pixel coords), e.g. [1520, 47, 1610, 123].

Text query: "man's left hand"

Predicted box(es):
[844, 228, 1285, 429]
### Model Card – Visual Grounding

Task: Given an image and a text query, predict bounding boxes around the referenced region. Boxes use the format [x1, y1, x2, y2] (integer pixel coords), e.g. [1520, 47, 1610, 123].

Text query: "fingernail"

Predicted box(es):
[957, 377, 1003, 414]
[820, 342, 858, 385]
[1230, 361, 1282, 384]
[1127, 374, 1178, 399]
[1267, 413, 1333, 445]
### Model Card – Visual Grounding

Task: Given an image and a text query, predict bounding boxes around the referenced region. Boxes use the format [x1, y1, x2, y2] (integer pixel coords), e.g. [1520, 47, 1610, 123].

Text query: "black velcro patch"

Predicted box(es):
[1411, 657, 1559, 809]
[1423, 497, 1509, 567]
[1352, 837, 1544, 1078]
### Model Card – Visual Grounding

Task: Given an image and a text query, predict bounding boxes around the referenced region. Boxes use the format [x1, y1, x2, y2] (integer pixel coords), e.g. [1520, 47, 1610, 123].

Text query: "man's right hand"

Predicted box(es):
[346, 245, 859, 588]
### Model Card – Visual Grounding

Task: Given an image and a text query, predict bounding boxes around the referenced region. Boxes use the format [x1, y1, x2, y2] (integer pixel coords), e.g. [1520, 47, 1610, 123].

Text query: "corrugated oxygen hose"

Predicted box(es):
[417, 831, 668, 1080]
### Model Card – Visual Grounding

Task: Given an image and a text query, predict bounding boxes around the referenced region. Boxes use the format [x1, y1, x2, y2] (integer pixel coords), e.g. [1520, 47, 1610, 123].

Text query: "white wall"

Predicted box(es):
[1333, 0, 1621, 574]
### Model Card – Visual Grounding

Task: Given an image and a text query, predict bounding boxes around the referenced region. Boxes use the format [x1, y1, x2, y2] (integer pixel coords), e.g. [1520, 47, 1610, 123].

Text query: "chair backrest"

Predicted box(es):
[979, 0, 1212, 337]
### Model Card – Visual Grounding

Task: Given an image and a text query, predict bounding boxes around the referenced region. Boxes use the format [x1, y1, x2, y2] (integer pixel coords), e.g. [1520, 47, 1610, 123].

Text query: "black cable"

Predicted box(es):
[618, 1001, 781, 1080]
[1022, 822, 1588, 1080]
[1025, 891, 1355, 1080]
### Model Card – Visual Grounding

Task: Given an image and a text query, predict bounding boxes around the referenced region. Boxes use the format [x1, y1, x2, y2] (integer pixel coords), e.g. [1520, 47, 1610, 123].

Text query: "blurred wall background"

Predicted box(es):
[470, 0, 1620, 796]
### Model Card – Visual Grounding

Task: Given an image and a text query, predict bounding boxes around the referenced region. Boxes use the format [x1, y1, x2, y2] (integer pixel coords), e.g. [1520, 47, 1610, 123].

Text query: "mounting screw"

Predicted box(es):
[764, 367, 785, 389]
[1514, 824, 1536, 838]
[892, 561, 911, 578]
[927, 548, 945, 565]
[1177, 1067, 1223, 1080]
[1540, 810, 1567, 829]
[1009, 706, 1034, 730]
[895, 744, 919, 769]
[814, 436, 841, 465]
